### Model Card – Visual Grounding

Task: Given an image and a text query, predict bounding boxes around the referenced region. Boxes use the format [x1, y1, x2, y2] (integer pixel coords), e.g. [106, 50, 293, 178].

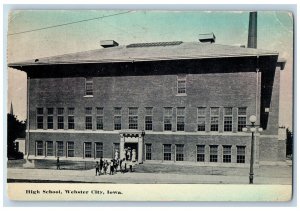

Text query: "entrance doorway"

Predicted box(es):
[124, 143, 138, 161]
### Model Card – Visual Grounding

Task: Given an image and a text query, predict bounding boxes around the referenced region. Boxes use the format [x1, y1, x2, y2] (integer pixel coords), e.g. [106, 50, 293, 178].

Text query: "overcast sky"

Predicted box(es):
[7, 10, 293, 128]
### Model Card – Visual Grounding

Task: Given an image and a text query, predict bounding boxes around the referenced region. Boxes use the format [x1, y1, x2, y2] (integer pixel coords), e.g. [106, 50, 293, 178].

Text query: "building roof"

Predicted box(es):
[8, 41, 278, 67]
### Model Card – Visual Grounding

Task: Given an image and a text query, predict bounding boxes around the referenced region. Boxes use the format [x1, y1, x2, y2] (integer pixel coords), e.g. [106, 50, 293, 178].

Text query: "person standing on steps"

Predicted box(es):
[95, 161, 100, 176]
[99, 157, 104, 175]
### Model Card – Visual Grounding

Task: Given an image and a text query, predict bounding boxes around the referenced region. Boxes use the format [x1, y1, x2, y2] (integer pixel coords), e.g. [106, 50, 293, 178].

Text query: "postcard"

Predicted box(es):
[6, 10, 293, 201]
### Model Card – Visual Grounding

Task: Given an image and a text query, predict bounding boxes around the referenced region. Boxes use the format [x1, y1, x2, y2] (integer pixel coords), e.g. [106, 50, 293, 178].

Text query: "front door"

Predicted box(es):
[124, 143, 138, 161]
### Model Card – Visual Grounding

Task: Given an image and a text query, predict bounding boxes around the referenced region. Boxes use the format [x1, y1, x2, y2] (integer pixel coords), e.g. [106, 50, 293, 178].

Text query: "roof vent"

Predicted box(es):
[199, 33, 215, 43]
[100, 40, 119, 48]
[127, 41, 183, 48]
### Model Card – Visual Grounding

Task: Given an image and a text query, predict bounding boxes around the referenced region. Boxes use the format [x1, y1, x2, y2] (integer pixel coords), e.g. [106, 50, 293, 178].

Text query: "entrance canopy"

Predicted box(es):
[119, 130, 145, 163]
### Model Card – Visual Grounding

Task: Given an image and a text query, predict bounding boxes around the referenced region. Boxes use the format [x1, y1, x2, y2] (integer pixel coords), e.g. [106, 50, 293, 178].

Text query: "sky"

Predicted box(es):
[6, 10, 293, 128]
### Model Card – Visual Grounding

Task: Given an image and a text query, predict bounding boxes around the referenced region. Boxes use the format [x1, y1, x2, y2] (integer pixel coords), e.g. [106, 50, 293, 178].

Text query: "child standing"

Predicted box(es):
[95, 161, 100, 176]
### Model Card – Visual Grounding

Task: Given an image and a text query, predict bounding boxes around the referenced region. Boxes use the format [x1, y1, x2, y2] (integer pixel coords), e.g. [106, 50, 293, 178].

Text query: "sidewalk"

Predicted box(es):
[7, 168, 292, 184]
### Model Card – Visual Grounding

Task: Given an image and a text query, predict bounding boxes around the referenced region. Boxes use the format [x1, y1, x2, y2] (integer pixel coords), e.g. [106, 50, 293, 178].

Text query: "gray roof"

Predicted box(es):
[8, 41, 278, 67]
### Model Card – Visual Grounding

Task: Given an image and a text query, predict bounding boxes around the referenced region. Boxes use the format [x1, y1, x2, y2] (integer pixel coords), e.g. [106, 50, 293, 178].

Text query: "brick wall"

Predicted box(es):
[28, 72, 258, 132]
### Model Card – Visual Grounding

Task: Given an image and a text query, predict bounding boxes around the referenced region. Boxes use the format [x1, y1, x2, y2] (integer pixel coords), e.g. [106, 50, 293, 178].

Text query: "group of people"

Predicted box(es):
[95, 157, 133, 176]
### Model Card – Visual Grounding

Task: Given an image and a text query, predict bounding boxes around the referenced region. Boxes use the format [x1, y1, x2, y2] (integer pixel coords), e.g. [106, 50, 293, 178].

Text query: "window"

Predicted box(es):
[68, 108, 75, 129]
[46, 141, 53, 156]
[85, 77, 93, 96]
[197, 145, 205, 162]
[84, 142, 92, 158]
[57, 108, 64, 129]
[177, 75, 186, 94]
[96, 107, 104, 130]
[114, 107, 121, 130]
[56, 141, 64, 157]
[177, 107, 185, 131]
[238, 107, 247, 132]
[164, 108, 172, 131]
[197, 107, 206, 131]
[209, 145, 218, 162]
[67, 142, 75, 157]
[47, 108, 53, 129]
[163, 144, 172, 161]
[129, 107, 138, 129]
[224, 107, 233, 132]
[223, 145, 232, 163]
[237, 146, 246, 163]
[95, 142, 103, 158]
[85, 107, 93, 130]
[176, 144, 184, 161]
[145, 107, 153, 131]
[36, 108, 43, 129]
[145, 144, 152, 160]
[35, 141, 43, 156]
[210, 107, 219, 132]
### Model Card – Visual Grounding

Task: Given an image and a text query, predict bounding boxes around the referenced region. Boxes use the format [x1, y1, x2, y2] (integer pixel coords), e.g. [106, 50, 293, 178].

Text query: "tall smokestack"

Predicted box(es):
[247, 11, 257, 48]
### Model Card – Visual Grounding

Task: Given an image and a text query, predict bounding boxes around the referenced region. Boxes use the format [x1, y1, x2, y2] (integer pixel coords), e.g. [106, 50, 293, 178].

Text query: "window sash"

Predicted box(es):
[85, 116, 93, 130]
[95, 143, 103, 158]
[36, 141, 43, 156]
[114, 108, 121, 115]
[68, 108, 74, 115]
[238, 107, 247, 115]
[37, 116, 43, 129]
[224, 116, 233, 132]
[67, 142, 74, 157]
[145, 144, 152, 160]
[177, 77, 186, 94]
[210, 146, 218, 154]
[164, 108, 172, 116]
[47, 116, 53, 129]
[197, 107, 206, 116]
[238, 117, 247, 131]
[46, 141, 53, 156]
[85, 107, 92, 115]
[129, 108, 138, 116]
[224, 107, 233, 115]
[68, 116, 75, 129]
[85, 78, 93, 95]
[56, 142, 64, 157]
[197, 116, 206, 131]
[57, 116, 64, 129]
[96, 107, 104, 115]
[129, 116, 138, 129]
[145, 107, 153, 116]
[37, 108, 43, 115]
[96, 116, 104, 130]
[145, 116, 152, 130]
[84, 142, 92, 158]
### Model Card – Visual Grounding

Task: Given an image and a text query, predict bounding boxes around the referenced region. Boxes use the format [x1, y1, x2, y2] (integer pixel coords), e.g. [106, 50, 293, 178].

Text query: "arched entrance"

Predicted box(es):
[119, 130, 145, 164]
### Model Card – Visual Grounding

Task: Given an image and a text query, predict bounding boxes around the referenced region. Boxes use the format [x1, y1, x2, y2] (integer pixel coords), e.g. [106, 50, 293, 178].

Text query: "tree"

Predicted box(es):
[7, 113, 26, 159]
[286, 128, 293, 157]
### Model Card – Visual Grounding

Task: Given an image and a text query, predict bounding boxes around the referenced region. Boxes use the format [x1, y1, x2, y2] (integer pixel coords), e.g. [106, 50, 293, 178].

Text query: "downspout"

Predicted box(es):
[26, 76, 30, 159]
[256, 57, 259, 120]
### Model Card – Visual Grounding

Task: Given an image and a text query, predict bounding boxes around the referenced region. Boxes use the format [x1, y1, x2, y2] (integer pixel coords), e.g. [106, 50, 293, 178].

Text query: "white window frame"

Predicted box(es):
[238, 107, 247, 132]
[197, 107, 206, 131]
[35, 141, 43, 156]
[145, 107, 153, 131]
[177, 75, 187, 95]
[85, 77, 93, 96]
[176, 107, 185, 131]
[67, 142, 75, 158]
[68, 108, 75, 129]
[210, 107, 220, 132]
[164, 107, 173, 131]
[84, 142, 92, 158]
[223, 107, 233, 132]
